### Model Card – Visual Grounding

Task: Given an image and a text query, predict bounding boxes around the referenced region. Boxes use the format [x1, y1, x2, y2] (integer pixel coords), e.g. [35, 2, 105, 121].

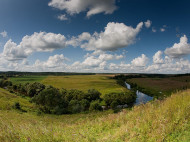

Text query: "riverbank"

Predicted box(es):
[125, 82, 153, 105]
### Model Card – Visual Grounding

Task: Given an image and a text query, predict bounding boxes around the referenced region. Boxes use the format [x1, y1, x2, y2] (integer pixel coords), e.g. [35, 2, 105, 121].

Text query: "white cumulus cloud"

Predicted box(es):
[131, 54, 149, 67]
[48, 0, 117, 17]
[153, 51, 164, 64]
[164, 35, 190, 58]
[2, 32, 67, 60]
[81, 22, 144, 51]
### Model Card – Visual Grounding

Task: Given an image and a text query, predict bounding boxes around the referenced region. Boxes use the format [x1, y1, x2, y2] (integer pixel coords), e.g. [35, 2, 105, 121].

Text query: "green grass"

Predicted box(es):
[10, 76, 47, 84]
[9, 75, 127, 95]
[0, 88, 35, 111]
[0, 88, 189, 141]
[41, 75, 128, 95]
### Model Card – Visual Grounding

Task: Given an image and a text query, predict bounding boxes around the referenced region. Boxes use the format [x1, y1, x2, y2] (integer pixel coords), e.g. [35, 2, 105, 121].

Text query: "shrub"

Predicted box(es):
[89, 100, 102, 111]
[14, 102, 21, 110]
[103, 92, 136, 106]
[85, 89, 101, 101]
[110, 100, 119, 109]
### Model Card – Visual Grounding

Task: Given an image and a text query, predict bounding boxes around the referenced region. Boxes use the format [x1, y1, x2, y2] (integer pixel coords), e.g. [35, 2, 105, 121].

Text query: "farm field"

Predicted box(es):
[10, 74, 128, 95]
[10, 76, 47, 85]
[41, 75, 128, 95]
[127, 75, 190, 95]
[0, 88, 189, 141]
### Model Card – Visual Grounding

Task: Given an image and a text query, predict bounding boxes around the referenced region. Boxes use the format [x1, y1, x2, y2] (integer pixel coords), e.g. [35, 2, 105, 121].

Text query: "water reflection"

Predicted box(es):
[125, 82, 153, 105]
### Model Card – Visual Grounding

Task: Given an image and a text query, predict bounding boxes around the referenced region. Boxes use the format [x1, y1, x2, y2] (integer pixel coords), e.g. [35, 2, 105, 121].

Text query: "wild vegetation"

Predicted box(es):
[114, 74, 190, 98]
[0, 73, 189, 141]
[0, 76, 136, 114]
[0, 87, 189, 141]
[9, 74, 128, 95]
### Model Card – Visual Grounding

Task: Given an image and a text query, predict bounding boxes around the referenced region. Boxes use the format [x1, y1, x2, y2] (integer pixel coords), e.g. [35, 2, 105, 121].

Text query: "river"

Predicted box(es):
[125, 82, 153, 105]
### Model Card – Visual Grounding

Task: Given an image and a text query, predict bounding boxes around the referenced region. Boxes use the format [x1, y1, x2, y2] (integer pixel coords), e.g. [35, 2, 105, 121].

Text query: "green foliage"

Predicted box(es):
[110, 100, 119, 109]
[103, 92, 136, 107]
[89, 100, 102, 111]
[85, 89, 101, 101]
[0, 79, 12, 88]
[26, 82, 45, 97]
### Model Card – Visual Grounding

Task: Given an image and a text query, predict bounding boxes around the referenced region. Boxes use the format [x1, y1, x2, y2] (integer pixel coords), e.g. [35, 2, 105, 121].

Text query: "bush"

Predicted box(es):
[85, 89, 101, 101]
[89, 100, 102, 111]
[103, 92, 136, 106]
[14, 102, 21, 110]
[68, 100, 82, 113]
[110, 101, 119, 109]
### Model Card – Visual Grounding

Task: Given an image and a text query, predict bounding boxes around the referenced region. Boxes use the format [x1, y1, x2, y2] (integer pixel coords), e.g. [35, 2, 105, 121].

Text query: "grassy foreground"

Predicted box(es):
[0, 88, 190, 141]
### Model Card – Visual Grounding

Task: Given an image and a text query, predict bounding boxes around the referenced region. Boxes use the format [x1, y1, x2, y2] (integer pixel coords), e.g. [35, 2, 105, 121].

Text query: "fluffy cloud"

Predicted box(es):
[35, 54, 68, 68]
[81, 22, 143, 51]
[164, 35, 190, 58]
[146, 58, 190, 74]
[3, 32, 67, 60]
[131, 54, 149, 67]
[57, 14, 68, 21]
[3, 40, 28, 61]
[0, 31, 7, 38]
[48, 0, 117, 17]
[70, 53, 123, 70]
[153, 51, 164, 64]
[144, 20, 152, 28]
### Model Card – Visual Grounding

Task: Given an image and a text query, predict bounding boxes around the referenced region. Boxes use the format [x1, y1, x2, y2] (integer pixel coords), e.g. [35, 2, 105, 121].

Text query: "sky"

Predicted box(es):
[0, 0, 190, 73]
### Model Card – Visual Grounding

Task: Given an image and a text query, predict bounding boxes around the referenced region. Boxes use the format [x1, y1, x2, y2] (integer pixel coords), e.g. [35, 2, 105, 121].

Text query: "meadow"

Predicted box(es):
[10, 76, 47, 85]
[39, 75, 128, 95]
[0, 87, 189, 141]
[127, 75, 190, 96]
[9, 75, 127, 95]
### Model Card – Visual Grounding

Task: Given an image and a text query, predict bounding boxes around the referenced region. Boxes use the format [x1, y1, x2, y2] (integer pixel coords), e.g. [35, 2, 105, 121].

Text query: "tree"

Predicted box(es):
[89, 100, 102, 111]
[85, 89, 101, 101]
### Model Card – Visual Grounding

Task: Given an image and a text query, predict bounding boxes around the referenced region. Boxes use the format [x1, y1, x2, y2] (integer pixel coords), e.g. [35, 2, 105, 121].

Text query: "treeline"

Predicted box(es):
[0, 71, 95, 78]
[0, 78, 136, 114]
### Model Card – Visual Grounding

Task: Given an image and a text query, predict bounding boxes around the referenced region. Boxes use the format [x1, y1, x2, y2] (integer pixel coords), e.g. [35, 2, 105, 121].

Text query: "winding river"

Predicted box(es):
[125, 82, 153, 105]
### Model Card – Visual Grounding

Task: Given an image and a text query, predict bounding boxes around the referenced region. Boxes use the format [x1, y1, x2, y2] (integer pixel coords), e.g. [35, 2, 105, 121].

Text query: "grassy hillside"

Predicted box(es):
[0, 88, 189, 141]
[41, 75, 127, 95]
[0, 88, 35, 111]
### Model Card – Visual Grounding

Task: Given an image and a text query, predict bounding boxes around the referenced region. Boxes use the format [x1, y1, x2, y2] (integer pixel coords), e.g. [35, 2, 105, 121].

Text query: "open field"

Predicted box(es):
[9, 75, 127, 95]
[127, 76, 190, 95]
[41, 75, 128, 95]
[0, 88, 189, 141]
[10, 76, 47, 85]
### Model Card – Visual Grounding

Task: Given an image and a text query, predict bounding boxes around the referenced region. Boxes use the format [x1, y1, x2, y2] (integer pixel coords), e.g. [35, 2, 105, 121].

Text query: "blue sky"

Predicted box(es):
[0, 0, 190, 73]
